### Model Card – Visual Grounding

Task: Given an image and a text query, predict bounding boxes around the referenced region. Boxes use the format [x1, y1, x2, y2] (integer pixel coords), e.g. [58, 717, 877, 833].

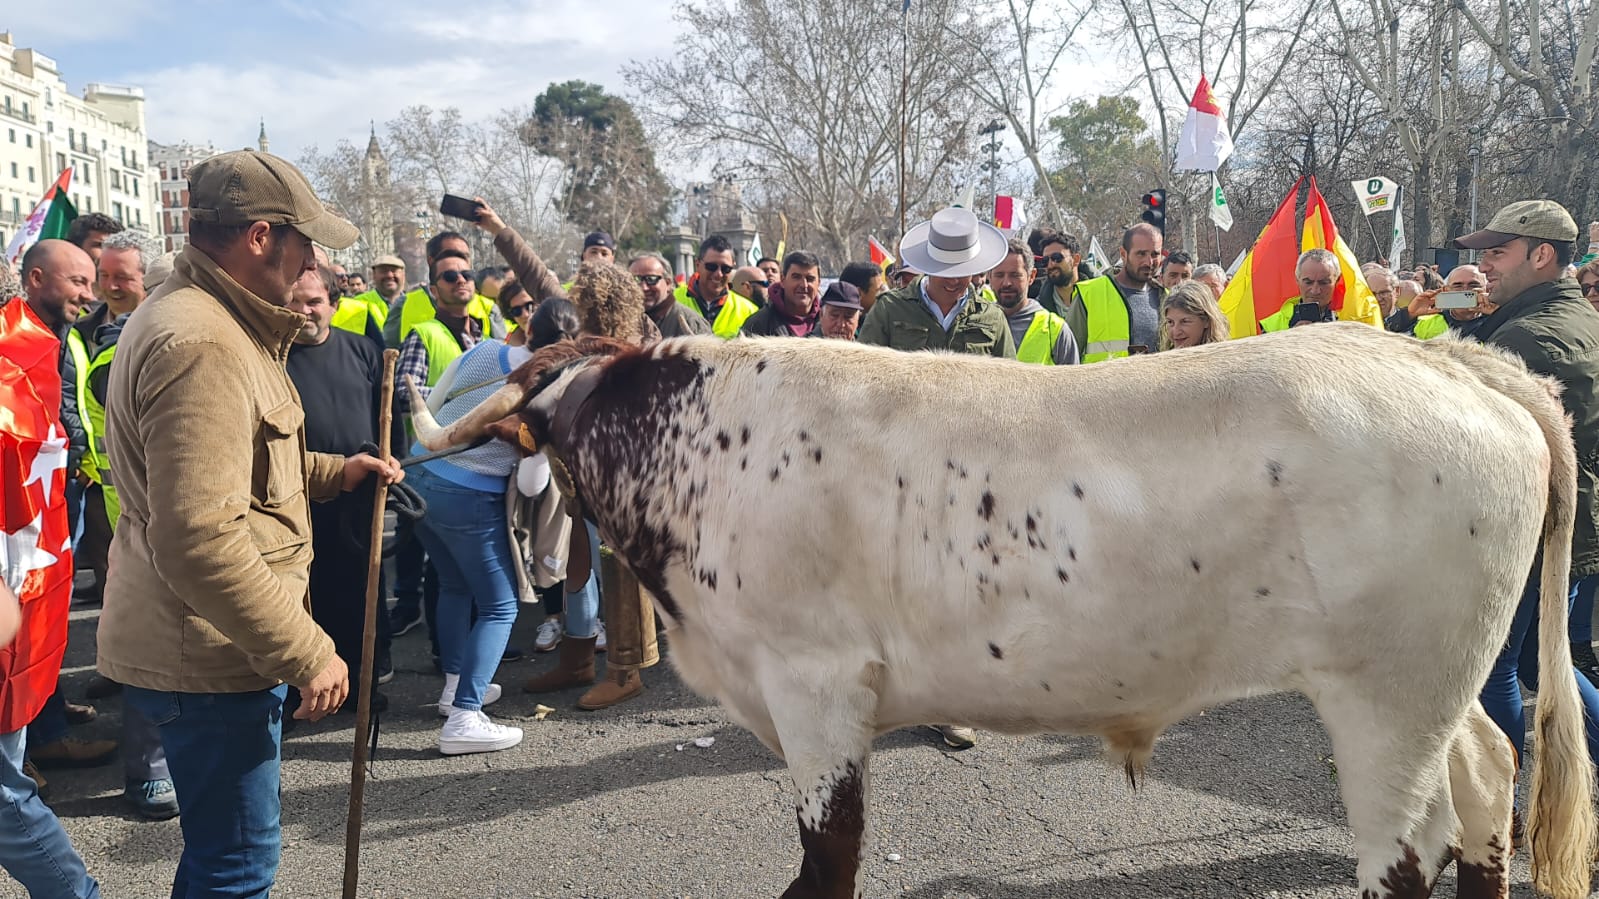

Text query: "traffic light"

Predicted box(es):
[1140, 189, 1167, 235]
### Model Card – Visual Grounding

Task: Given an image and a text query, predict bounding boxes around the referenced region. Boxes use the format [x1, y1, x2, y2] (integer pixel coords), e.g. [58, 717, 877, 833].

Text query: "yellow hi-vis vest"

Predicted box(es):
[66, 329, 96, 481]
[1015, 309, 1069, 365]
[1076, 276, 1131, 363]
[82, 343, 120, 524]
[397, 288, 494, 346]
[1414, 314, 1450, 340]
[674, 282, 757, 338]
[331, 290, 391, 336]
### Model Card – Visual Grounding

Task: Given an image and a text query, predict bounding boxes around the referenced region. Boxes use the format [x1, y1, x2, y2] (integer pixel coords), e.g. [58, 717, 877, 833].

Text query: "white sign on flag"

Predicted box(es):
[1351, 177, 1401, 217]
[1208, 174, 1234, 232]
[747, 233, 764, 268]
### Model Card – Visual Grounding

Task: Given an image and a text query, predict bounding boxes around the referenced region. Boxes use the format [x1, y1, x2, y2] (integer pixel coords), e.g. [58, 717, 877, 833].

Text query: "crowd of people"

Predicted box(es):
[5, 146, 1599, 897]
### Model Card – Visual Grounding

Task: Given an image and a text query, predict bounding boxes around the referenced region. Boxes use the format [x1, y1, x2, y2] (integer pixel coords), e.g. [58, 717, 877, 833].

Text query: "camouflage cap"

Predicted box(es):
[187, 150, 359, 250]
[1454, 199, 1579, 250]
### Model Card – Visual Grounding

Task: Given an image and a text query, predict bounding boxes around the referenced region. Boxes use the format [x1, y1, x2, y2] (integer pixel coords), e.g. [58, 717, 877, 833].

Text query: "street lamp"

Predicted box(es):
[1468, 141, 1481, 262]
[979, 119, 1006, 224]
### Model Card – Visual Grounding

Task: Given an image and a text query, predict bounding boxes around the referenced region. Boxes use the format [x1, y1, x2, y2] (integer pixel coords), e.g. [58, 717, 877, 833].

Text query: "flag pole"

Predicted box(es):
[897, 2, 909, 237]
[1362, 213, 1385, 263]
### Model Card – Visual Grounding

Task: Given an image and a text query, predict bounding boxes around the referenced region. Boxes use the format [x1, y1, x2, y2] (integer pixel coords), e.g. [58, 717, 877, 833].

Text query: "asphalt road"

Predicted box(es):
[4, 602, 1567, 898]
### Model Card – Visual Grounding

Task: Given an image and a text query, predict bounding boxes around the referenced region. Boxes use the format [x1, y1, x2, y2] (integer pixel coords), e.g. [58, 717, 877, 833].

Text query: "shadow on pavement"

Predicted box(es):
[897, 848, 1353, 898]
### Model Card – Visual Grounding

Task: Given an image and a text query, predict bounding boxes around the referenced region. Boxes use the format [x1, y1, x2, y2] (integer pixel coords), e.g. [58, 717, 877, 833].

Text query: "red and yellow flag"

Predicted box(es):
[1301, 178, 1382, 327]
[1218, 177, 1303, 338]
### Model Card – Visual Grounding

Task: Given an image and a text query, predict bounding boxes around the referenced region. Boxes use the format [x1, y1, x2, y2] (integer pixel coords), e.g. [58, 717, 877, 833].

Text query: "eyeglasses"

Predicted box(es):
[509, 302, 535, 316]
[1042, 252, 1069, 264]
[438, 270, 474, 284]
[746, 279, 771, 288]
[1583, 283, 1599, 296]
[701, 262, 734, 274]
[634, 274, 665, 286]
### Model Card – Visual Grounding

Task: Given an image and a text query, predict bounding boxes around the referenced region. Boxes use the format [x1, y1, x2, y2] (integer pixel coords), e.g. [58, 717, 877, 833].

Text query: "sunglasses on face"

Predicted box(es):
[438, 270, 474, 284]
[746, 279, 771, 288]
[701, 262, 734, 275]
[635, 274, 665, 286]
[1584, 282, 1599, 296]
[509, 302, 534, 316]
[1043, 252, 1069, 264]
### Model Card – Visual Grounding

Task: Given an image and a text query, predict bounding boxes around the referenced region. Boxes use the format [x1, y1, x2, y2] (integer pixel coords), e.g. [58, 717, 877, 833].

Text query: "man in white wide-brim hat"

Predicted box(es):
[857, 207, 1015, 358]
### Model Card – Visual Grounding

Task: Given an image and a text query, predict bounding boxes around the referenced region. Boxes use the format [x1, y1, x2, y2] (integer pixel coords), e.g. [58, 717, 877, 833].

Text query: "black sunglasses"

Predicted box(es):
[509, 302, 535, 315]
[746, 279, 771, 288]
[438, 270, 474, 284]
[701, 262, 734, 274]
[1041, 252, 1068, 264]
[1584, 283, 1599, 296]
[635, 274, 665, 286]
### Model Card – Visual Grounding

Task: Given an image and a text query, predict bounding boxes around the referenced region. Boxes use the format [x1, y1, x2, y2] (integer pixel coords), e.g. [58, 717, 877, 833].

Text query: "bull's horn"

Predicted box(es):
[406, 375, 526, 452]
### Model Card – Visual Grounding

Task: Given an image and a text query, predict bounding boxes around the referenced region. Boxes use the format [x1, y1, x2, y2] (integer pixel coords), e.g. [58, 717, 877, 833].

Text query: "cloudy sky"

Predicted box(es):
[3, 0, 677, 160]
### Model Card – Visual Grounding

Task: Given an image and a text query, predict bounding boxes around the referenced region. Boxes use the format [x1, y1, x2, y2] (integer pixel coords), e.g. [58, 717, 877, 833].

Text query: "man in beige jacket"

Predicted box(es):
[98, 150, 400, 898]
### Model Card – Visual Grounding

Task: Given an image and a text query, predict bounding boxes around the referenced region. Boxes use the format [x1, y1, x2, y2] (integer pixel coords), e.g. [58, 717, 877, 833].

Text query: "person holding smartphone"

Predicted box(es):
[1385, 264, 1494, 340]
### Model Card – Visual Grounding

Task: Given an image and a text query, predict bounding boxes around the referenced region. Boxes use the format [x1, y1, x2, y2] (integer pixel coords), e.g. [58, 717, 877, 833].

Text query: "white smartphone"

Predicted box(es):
[1434, 289, 1479, 310]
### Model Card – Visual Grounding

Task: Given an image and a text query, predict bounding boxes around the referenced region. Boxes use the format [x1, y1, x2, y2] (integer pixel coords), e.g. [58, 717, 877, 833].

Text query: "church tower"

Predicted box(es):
[360, 124, 396, 260]
[257, 119, 269, 154]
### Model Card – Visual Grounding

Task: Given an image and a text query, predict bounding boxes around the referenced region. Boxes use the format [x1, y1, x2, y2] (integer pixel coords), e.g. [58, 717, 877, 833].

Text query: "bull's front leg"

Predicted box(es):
[759, 657, 882, 899]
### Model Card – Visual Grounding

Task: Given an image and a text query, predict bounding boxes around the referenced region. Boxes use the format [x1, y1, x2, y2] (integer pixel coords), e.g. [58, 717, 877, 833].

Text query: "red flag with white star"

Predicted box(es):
[0, 297, 72, 732]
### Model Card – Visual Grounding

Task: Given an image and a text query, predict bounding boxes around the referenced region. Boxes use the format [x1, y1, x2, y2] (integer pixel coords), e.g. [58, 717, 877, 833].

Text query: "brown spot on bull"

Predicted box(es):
[756, 359, 767, 373]
[1454, 860, 1506, 899]
[785, 762, 865, 899]
[716, 430, 731, 450]
[798, 430, 810, 442]
[1191, 558, 1201, 572]
[1433, 472, 1443, 485]
[1068, 546, 1077, 561]
[896, 476, 905, 490]
[1267, 460, 1283, 485]
[740, 426, 750, 445]
[1040, 681, 1051, 691]
[1359, 843, 1428, 899]
[1469, 524, 1478, 537]
[740, 457, 748, 471]
[781, 451, 791, 467]
[1072, 483, 1085, 499]
[1255, 587, 1271, 597]
[1056, 567, 1069, 584]
[988, 643, 1003, 659]
[770, 467, 781, 482]
[812, 448, 823, 463]
[978, 491, 995, 521]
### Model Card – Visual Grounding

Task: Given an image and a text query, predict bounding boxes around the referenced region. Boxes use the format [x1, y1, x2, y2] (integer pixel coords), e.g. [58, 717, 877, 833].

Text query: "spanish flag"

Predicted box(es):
[1301, 178, 1383, 327]
[869, 236, 895, 274]
[1218, 177, 1302, 338]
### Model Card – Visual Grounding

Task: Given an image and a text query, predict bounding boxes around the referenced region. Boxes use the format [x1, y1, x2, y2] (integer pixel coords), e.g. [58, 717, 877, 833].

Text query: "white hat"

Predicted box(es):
[897, 207, 1008, 278]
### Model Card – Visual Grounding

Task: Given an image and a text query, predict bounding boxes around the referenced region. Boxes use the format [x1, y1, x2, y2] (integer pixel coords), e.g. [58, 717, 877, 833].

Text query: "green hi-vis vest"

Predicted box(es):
[1259, 299, 1298, 333]
[82, 343, 120, 524]
[674, 282, 757, 338]
[331, 290, 390, 336]
[1076, 276, 1130, 363]
[1015, 309, 1069, 365]
[413, 320, 467, 388]
[1414, 314, 1450, 340]
[397, 289, 494, 346]
[66, 329, 95, 481]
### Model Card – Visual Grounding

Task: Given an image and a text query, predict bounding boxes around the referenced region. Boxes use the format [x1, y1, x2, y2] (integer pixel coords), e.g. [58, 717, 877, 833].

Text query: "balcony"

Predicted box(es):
[0, 105, 35, 125]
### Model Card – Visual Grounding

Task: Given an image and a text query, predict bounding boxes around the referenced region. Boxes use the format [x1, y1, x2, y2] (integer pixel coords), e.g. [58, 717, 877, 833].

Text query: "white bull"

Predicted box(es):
[410, 323, 1596, 899]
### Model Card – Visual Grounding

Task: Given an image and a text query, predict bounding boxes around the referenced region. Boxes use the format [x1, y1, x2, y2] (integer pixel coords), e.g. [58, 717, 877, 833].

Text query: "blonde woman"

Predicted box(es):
[1159, 280, 1230, 350]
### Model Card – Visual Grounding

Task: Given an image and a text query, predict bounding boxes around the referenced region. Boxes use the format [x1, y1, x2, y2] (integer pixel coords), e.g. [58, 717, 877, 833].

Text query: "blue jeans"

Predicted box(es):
[1479, 572, 1599, 771]
[564, 521, 602, 640]
[0, 729, 99, 898]
[411, 466, 519, 711]
[125, 685, 286, 899]
[1573, 576, 1596, 644]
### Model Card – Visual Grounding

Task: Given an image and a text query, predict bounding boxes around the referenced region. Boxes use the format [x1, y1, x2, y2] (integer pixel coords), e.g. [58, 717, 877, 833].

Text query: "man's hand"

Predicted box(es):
[341, 453, 403, 492]
[1407, 289, 1439, 320]
[293, 654, 350, 721]
[473, 198, 507, 238]
[1588, 221, 1598, 244]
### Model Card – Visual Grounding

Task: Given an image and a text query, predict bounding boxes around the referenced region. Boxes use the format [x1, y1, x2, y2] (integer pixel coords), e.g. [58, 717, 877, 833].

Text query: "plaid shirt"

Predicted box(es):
[395, 319, 481, 413]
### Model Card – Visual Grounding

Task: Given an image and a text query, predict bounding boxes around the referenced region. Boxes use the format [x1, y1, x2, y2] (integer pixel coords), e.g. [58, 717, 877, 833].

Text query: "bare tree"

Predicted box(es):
[941, 0, 1090, 228]
[625, 0, 987, 266]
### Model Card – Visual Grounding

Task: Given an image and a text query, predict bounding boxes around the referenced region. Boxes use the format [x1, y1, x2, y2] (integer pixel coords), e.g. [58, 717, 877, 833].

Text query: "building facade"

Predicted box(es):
[0, 33, 160, 249]
[149, 140, 219, 252]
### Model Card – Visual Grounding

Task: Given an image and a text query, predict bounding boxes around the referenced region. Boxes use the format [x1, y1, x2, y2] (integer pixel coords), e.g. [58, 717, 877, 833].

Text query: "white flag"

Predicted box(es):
[747, 232, 764, 267]
[1388, 186, 1407, 265]
[1174, 76, 1234, 172]
[1208, 174, 1233, 231]
[1086, 236, 1111, 275]
[1351, 176, 1401, 217]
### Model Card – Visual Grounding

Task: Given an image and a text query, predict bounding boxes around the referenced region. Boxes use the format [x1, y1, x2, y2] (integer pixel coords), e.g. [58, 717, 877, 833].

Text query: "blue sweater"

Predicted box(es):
[414, 340, 530, 493]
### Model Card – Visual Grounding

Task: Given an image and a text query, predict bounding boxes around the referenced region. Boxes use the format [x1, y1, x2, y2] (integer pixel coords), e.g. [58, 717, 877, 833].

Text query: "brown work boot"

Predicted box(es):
[577, 665, 644, 710]
[22, 758, 46, 795]
[522, 635, 597, 694]
[30, 736, 117, 769]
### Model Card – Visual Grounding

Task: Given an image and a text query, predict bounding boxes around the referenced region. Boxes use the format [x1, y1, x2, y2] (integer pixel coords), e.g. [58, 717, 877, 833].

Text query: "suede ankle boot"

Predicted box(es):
[522, 636, 597, 693]
[577, 665, 644, 710]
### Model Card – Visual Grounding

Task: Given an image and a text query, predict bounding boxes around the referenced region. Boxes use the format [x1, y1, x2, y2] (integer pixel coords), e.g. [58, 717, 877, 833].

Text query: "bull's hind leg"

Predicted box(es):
[1447, 703, 1515, 899]
[759, 657, 882, 899]
[1311, 687, 1458, 898]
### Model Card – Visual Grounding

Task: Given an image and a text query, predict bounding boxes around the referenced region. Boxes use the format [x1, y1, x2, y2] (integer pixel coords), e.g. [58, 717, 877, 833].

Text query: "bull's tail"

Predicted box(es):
[1500, 363, 1596, 898]
[1429, 334, 1596, 897]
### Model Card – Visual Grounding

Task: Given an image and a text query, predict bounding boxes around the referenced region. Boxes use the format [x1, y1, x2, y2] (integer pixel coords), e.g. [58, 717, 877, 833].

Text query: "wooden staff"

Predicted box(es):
[343, 347, 397, 899]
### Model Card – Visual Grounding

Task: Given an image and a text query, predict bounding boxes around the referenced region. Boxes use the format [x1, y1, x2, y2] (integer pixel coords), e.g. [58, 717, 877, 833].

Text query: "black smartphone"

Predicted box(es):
[1289, 302, 1329, 327]
[439, 194, 482, 222]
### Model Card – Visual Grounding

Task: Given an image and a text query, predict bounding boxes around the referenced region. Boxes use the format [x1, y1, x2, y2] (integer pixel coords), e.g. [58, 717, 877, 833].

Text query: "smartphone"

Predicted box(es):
[1289, 301, 1329, 327]
[439, 194, 482, 223]
[1435, 289, 1478, 310]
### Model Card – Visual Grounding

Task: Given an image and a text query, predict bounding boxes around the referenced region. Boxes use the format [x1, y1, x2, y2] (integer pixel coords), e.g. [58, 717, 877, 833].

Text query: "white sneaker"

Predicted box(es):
[438, 709, 523, 756]
[437, 674, 503, 717]
[534, 617, 562, 653]
[595, 621, 607, 653]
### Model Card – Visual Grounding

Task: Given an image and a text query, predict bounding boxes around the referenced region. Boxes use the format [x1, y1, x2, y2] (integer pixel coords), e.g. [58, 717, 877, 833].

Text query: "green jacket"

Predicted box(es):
[856, 279, 1016, 358]
[1474, 278, 1599, 577]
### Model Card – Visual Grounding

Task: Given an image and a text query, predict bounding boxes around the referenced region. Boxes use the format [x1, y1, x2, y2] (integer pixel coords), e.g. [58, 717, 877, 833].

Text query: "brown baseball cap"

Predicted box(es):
[187, 150, 359, 250]
[1454, 199, 1578, 250]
